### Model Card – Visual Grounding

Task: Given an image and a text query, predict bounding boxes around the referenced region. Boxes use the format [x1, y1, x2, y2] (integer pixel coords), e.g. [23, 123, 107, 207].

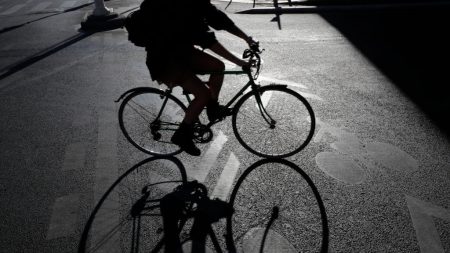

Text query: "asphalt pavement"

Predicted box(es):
[0, 0, 449, 252]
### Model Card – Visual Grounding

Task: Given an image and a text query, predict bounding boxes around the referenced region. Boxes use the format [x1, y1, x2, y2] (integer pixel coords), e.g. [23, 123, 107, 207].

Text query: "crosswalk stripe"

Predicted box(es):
[0, 4, 26, 15]
[29, 2, 52, 12]
[190, 131, 228, 183]
[94, 105, 118, 203]
[46, 194, 80, 239]
[60, 0, 77, 9]
[211, 152, 240, 201]
[62, 142, 86, 171]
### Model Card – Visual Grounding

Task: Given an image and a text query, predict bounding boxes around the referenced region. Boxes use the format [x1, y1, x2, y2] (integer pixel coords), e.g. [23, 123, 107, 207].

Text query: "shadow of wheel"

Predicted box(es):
[226, 158, 328, 253]
[78, 156, 187, 253]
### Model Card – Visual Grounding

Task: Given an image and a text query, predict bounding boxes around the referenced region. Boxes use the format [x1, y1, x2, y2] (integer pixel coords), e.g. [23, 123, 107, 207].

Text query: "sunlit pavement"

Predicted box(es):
[0, 0, 449, 252]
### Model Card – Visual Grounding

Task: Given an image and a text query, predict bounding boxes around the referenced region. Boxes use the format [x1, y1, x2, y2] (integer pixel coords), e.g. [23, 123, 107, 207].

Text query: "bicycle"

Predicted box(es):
[78, 156, 329, 253]
[116, 44, 315, 158]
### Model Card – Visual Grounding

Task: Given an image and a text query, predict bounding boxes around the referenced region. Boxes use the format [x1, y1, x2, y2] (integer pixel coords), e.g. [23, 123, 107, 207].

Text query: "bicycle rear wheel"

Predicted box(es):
[226, 159, 328, 253]
[78, 156, 187, 253]
[232, 86, 315, 158]
[118, 88, 186, 156]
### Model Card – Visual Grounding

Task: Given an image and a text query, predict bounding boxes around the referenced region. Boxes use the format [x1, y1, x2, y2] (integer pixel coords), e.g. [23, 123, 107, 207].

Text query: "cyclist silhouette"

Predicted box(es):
[141, 0, 257, 156]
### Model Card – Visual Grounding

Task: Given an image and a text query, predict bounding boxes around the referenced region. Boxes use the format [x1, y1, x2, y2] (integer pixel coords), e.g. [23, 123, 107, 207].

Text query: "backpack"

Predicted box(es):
[124, 9, 150, 47]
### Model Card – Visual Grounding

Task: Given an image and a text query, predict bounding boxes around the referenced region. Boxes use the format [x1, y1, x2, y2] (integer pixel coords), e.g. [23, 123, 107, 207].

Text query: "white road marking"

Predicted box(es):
[190, 131, 228, 183]
[29, 2, 52, 12]
[211, 153, 240, 201]
[62, 142, 86, 171]
[60, 0, 77, 9]
[258, 76, 308, 89]
[94, 105, 118, 203]
[261, 89, 273, 108]
[46, 194, 79, 239]
[0, 4, 26, 15]
[406, 195, 450, 253]
[298, 91, 324, 101]
[89, 103, 120, 251]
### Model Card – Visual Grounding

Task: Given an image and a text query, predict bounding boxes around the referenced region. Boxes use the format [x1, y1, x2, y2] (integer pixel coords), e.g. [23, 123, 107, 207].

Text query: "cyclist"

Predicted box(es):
[141, 0, 257, 156]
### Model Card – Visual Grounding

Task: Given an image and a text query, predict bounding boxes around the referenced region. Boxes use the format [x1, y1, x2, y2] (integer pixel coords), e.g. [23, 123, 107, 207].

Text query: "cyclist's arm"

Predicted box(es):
[209, 41, 248, 67]
[224, 25, 257, 46]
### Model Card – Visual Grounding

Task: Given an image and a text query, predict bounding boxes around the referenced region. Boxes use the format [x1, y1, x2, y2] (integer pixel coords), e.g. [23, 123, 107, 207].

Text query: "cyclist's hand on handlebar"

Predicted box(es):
[246, 36, 259, 47]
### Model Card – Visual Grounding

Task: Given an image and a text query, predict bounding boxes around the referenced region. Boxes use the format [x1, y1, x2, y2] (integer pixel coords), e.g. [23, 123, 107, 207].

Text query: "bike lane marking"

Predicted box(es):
[189, 131, 228, 183]
[0, 4, 25, 16]
[46, 194, 80, 239]
[91, 103, 120, 251]
[313, 119, 419, 184]
[46, 104, 90, 240]
[211, 152, 240, 201]
[62, 142, 86, 171]
[243, 227, 297, 253]
[29, 2, 52, 13]
[258, 76, 308, 89]
[406, 195, 450, 253]
[60, 1, 77, 9]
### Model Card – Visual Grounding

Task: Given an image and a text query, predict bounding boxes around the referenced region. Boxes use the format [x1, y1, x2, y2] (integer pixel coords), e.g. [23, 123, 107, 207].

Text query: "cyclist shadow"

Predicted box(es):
[79, 156, 328, 253]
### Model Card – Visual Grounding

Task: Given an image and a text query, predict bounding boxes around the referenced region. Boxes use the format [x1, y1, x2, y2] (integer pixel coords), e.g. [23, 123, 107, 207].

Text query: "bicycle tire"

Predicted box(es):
[232, 85, 315, 158]
[78, 156, 188, 253]
[226, 159, 328, 253]
[118, 88, 186, 156]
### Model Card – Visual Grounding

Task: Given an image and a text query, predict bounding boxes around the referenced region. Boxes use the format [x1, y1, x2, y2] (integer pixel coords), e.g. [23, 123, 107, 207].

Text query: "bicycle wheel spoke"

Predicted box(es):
[232, 87, 315, 158]
[119, 90, 185, 155]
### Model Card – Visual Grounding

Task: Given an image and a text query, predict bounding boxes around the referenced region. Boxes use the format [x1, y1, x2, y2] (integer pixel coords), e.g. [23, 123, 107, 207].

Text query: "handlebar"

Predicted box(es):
[242, 42, 264, 80]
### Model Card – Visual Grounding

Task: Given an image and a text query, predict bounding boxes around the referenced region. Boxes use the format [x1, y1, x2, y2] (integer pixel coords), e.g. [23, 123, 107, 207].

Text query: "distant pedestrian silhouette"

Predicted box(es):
[140, 0, 258, 156]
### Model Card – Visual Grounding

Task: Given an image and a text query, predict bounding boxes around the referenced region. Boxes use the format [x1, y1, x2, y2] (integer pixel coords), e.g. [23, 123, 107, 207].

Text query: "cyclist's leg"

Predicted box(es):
[190, 47, 225, 101]
[158, 70, 210, 156]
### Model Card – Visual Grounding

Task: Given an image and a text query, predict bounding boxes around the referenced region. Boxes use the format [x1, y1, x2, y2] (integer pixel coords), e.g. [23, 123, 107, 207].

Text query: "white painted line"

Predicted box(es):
[46, 194, 79, 239]
[94, 105, 118, 203]
[29, 2, 52, 12]
[298, 91, 323, 101]
[406, 195, 450, 253]
[91, 193, 119, 253]
[190, 131, 228, 183]
[60, 0, 77, 8]
[0, 4, 26, 15]
[211, 153, 240, 201]
[62, 142, 86, 171]
[261, 89, 273, 108]
[89, 104, 120, 251]
[258, 76, 308, 89]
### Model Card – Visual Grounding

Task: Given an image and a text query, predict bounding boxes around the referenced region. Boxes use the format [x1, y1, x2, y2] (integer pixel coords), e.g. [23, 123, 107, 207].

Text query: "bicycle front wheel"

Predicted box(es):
[226, 159, 328, 253]
[79, 156, 187, 253]
[232, 86, 315, 158]
[119, 88, 186, 156]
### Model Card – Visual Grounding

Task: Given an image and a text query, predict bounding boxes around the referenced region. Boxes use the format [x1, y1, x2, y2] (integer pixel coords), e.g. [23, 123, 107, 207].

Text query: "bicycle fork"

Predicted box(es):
[253, 87, 276, 129]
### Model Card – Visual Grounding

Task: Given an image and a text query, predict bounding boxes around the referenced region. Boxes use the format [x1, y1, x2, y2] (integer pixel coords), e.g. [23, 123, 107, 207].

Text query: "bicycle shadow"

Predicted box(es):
[226, 158, 329, 253]
[78, 157, 328, 253]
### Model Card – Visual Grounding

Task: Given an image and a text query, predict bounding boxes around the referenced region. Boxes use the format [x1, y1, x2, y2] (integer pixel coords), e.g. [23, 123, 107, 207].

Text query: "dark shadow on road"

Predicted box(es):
[319, 2, 450, 136]
[78, 155, 188, 253]
[226, 158, 329, 253]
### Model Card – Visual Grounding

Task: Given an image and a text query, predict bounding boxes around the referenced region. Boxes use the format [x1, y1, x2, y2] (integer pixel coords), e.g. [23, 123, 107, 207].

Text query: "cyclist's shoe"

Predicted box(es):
[171, 123, 201, 156]
[207, 100, 227, 123]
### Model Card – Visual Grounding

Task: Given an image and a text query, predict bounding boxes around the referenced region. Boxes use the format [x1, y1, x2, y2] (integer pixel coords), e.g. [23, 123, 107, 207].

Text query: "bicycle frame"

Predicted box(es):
[161, 69, 276, 128]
